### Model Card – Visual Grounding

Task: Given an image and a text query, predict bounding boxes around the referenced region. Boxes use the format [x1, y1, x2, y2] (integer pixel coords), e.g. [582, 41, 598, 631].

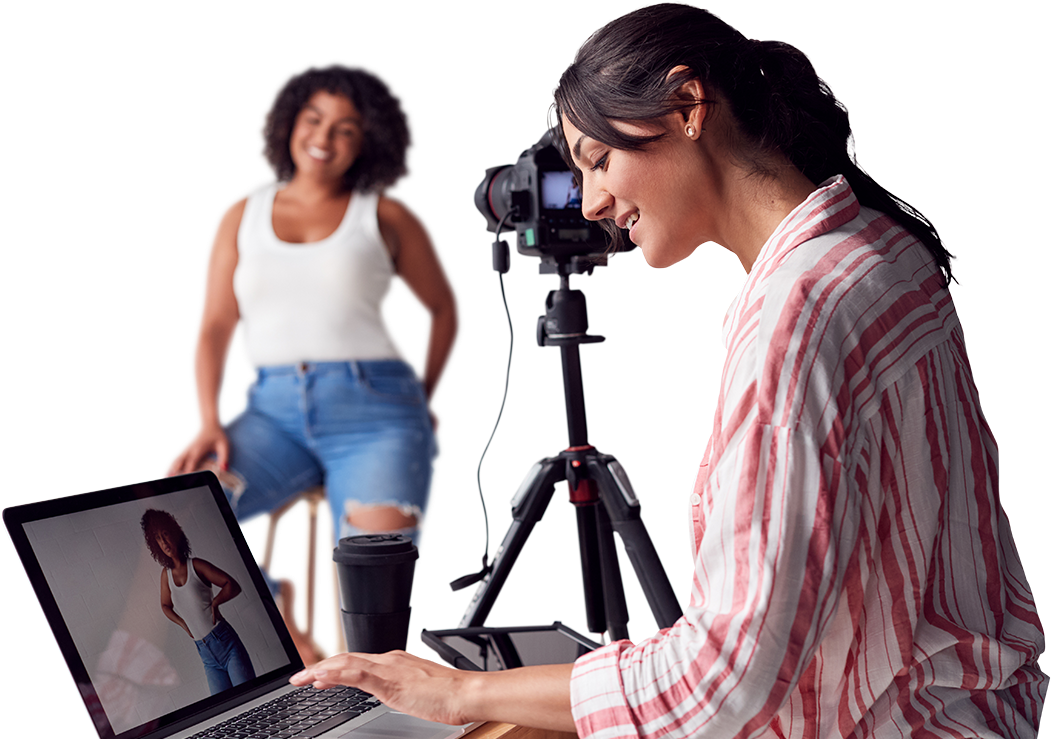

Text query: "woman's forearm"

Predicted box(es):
[161, 605, 193, 638]
[211, 578, 241, 610]
[195, 324, 234, 428]
[422, 301, 457, 400]
[462, 663, 575, 732]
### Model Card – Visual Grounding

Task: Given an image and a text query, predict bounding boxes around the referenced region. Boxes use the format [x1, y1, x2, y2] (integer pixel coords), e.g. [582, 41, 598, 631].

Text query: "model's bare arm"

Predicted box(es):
[169, 200, 245, 475]
[378, 196, 460, 424]
[193, 558, 242, 623]
[159, 569, 193, 638]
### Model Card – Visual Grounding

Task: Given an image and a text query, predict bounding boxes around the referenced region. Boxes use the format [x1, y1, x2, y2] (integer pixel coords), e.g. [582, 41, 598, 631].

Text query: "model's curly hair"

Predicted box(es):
[263, 66, 410, 193]
[140, 509, 191, 569]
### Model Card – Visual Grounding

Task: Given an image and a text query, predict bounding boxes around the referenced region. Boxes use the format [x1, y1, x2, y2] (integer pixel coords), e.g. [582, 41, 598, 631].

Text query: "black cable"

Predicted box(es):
[450, 215, 515, 591]
[474, 270, 513, 563]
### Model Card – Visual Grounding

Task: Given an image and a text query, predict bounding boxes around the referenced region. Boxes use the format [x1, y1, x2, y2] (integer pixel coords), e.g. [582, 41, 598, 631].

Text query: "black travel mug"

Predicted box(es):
[333, 534, 419, 653]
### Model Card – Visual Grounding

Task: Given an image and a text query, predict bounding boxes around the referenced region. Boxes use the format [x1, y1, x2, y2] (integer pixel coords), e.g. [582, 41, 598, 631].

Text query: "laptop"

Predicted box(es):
[4, 471, 478, 739]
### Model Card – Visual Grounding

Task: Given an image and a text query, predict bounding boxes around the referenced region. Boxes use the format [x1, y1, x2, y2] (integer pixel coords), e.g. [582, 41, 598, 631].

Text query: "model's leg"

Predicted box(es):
[308, 361, 435, 545]
[219, 369, 326, 665]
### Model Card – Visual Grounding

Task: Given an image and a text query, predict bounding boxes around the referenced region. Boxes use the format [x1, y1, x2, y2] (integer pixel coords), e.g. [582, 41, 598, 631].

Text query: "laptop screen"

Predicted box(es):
[5, 472, 300, 739]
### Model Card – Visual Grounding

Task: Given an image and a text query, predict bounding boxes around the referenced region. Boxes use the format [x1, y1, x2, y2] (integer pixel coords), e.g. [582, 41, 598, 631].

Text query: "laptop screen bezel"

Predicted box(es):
[4, 470, 304, 739]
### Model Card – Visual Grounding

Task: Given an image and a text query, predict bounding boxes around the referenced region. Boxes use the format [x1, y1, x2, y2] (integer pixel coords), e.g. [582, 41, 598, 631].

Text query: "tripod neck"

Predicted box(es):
[536, 273, 604, 448]
[561, 343, 589, 446]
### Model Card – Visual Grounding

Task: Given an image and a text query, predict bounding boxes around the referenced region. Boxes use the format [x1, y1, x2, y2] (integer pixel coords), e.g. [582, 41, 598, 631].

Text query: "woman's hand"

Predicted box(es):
[169, 425, 230, 476]
[291, 651, 474, 726]
[290, 652, 576, 731]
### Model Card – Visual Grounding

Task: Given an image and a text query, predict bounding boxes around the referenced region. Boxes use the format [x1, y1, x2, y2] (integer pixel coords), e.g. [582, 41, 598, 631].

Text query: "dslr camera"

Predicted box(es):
[474, 128, 634, 272]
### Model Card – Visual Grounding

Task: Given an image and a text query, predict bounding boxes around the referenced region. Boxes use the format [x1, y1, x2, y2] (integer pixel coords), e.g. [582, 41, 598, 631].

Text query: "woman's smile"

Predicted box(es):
[306, 144, 333, 163]
[289, 91, 363, 180]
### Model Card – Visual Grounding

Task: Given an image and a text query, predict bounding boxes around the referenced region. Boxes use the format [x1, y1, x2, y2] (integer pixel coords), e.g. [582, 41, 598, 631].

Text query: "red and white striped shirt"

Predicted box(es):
[570, 177, 1046, 738]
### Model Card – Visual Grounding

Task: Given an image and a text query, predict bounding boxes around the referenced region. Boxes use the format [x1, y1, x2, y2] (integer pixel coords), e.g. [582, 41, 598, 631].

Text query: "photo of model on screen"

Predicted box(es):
[140, 509, 256, 695]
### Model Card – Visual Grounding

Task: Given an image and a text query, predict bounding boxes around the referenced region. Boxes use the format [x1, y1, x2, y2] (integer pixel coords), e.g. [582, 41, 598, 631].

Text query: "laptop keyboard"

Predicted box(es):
[189, 685, 382, 739]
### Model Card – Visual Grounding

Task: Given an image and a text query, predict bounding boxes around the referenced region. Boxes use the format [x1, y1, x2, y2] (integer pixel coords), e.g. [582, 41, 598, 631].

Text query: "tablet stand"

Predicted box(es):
[454, 263, 683, 641]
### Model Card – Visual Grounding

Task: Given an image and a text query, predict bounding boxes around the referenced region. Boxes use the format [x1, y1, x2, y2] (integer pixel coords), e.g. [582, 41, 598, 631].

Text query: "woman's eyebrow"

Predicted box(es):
[303, 104, 361, 126]
[572, 134, 587, 161]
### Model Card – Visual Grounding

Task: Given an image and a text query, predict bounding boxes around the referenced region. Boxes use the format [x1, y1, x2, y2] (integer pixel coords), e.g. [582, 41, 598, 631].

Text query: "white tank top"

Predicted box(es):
[168, 558, 216, 640]
[233, 183, 401, 367]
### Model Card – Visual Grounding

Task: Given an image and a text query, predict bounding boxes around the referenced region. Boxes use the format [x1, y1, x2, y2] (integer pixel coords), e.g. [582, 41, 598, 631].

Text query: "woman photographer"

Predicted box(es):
[290, 6, 1045, 737]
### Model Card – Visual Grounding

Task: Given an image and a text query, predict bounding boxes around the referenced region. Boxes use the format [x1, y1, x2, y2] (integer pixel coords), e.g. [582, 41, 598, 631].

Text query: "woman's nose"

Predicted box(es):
[581, 184, 613, 221]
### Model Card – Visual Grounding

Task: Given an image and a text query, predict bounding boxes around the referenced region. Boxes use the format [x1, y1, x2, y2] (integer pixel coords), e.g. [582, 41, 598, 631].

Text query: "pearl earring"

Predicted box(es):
[685, 124, 696, 138]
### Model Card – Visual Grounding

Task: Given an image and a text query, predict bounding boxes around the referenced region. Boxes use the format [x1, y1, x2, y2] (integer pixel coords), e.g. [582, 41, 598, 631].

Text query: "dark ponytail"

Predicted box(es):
[554, 4, 953, 285]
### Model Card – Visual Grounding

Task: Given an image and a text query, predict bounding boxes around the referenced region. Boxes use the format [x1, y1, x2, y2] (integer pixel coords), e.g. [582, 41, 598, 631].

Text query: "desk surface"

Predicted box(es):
[472, 722, 577, 739]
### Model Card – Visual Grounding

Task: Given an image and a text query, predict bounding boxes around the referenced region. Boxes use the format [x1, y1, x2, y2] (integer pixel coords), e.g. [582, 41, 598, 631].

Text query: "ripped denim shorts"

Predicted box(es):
[218, 360, 435, 544]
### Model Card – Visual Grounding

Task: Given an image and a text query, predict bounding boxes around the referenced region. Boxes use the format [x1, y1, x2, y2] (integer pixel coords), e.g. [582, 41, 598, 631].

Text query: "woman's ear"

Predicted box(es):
[666, 65, 708, 139]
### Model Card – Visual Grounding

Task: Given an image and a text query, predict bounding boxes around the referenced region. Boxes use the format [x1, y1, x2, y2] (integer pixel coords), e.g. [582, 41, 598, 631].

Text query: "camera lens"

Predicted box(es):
[474, 165, 516, 231]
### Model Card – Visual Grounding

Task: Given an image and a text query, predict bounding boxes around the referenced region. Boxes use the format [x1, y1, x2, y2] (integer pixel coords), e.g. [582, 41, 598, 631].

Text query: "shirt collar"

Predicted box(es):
[749, 175, 859, 279]
[721, 175, 858, 348]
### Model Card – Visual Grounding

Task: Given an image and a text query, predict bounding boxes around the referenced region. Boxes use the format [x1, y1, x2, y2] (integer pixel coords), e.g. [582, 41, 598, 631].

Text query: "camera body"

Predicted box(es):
[474, 129, 629, 264]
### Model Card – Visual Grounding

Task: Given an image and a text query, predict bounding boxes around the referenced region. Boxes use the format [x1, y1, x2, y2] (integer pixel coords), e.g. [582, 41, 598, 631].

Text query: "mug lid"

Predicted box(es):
[333, 534, 418, 565]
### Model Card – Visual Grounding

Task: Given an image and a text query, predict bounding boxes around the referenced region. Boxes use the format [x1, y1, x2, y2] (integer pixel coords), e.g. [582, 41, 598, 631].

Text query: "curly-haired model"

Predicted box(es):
[263, 66, 410, 193]
[140, 508, 255, 694]
[140, 508, 191, 569]
[171, 64, 457, 667]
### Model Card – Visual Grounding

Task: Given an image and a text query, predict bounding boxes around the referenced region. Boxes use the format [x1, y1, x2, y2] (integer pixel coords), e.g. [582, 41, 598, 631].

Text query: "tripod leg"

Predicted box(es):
[612, 517, 681, 626]
[459, 458, 565, 628]
[570, 473, 630, 640]
[574, 500, 633, 641]
[594, 502, 630, 641]
[571, 496, 605, 634]
[589, 455, 683, 629]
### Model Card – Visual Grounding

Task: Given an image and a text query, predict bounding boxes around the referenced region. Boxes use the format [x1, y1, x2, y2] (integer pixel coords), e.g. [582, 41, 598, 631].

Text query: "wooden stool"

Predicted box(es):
[254, 487, 344, 655]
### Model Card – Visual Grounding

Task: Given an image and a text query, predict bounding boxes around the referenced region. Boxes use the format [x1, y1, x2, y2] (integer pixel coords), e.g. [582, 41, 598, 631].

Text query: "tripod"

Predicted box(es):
[458, 260, 682, 641]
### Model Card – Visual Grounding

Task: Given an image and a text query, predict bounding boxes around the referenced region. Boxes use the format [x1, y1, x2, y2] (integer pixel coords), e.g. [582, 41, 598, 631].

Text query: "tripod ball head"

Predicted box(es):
[538, 287, 605, 347]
